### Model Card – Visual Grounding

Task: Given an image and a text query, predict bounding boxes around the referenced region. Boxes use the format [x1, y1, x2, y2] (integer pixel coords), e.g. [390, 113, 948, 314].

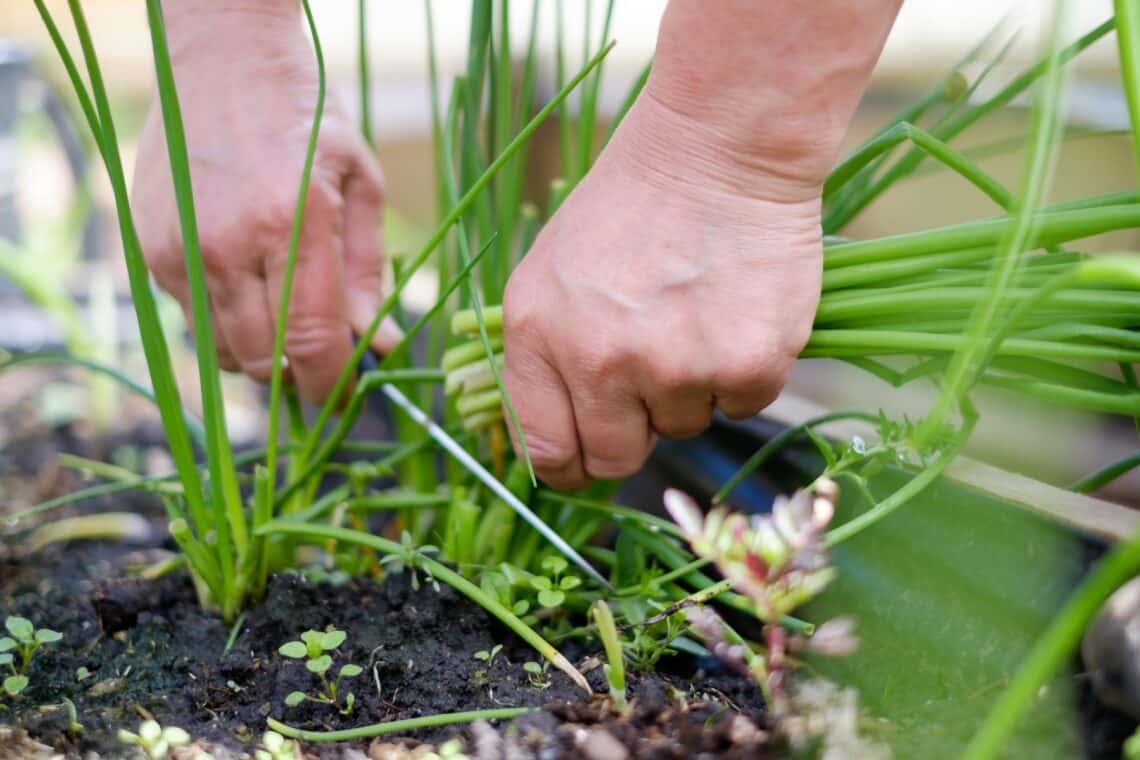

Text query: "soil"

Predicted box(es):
[2, 405, 1136, 759]
[0, 415, 772, 759]
[0, 540, 771, 759]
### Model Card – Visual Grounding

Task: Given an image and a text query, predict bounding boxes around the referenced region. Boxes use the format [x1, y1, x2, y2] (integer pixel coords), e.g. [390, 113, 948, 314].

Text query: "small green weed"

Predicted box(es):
[0, 616, 62, 697]
[279, 629, 362, 714]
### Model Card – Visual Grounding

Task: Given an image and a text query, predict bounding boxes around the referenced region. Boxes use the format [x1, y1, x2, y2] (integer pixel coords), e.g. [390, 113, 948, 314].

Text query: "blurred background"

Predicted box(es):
[0, 0, 1136, 502]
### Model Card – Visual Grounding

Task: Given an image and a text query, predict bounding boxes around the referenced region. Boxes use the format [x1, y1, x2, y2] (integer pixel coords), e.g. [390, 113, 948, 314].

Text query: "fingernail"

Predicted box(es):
[374, 315, 405, 355]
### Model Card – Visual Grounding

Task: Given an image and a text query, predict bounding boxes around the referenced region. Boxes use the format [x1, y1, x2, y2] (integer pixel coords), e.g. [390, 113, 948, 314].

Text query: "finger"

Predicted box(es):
[212, 269, 277, 384]
[503, 340, 587, 489]
[342, 149, 402, 355]
[714, 366, 786, 420]
[156, 267, 240, 372]
[646, 386, 715, 439]
[568, 377, 655, 482]
[265, 185, 355, 405]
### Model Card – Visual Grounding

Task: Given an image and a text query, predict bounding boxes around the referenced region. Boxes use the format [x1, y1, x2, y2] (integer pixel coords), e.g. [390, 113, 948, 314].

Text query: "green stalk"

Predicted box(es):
[292, 41, 617, 482]
[145, 0, 249, 614]
[267, 708, 534, 742]
[40, 0, 211, 563]
[577, 0, 615, 180]
[825, 415, 975, 546]
[962, 529, 1140, 758]
[713, 411, 881, 504]
[917, 0, 1070, 447]
[261, 0, 326, 572]
[591, 600, 627, 709]
[276, 238, 495, 506]
[824, 204, 1140, 269]
[0, 351, 206, 447]
[1116, 0, 1140, 178]
[1071, 451, 1140, 492]
[358, 0, 373, 147]
[803, 330, 1140, 364]
[257, 520, 591, 693]
[824, 18, 1113, 232]
[440, 85, 535, 483]
[823, 122, 1013, 209]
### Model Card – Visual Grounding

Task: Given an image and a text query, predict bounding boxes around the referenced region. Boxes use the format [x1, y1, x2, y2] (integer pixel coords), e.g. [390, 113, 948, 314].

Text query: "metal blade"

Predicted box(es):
[380, 382, 613, 590]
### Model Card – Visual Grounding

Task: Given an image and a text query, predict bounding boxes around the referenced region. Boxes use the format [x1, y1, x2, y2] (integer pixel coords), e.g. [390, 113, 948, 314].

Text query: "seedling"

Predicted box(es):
[0, 616, 62, 697]
[279, 629, 362, 714]
[591, 601, 627, 710]
[523, 660, 550, 689]
[531, 556, 583, 610]
[473, 644, 503, 665]
[255, 730, 299, 760]
[116, 720, 191, 760]
[379, 531, 441, 592]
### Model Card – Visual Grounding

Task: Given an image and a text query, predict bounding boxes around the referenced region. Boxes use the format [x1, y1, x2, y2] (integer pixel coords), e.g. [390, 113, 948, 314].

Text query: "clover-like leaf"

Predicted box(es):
[512, 600, 530, 616]
[0, 637, 15, 653]
[35, 629, 62, 644]
[559, 576, 582, 591]
[530, 577, 552, 592]
[306, 654, 332, 675]
[339, 664, 363, 678]
[5, 617, 33, 642]
[284, 691, 306, 707]
[0, 653, 13, 667]
[278, 641, 307, 659]
[3, 674, 29, 696]
[523, 661, 543, 674]
[537, 589, 565, 608]
[541, 556, 568, 575]
[319, 630, 346, 651]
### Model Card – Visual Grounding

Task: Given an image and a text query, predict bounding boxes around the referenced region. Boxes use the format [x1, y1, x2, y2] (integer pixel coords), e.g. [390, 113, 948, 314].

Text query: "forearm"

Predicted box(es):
[642, 0, 903, 198]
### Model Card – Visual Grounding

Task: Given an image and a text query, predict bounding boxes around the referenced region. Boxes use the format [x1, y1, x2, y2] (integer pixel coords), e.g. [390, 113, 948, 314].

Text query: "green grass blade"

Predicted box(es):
[295, 41, 617, 473]
[263, 0, 326, 529]
[1116, 0, 1140, 178]
[0, 351, 206, 448]
[43, 0, 210, 548]
[358, 0, 373, 147]
[144, 0, 245, 599]
[918, 0, 1073, 445]
[440, 83, 536, 484]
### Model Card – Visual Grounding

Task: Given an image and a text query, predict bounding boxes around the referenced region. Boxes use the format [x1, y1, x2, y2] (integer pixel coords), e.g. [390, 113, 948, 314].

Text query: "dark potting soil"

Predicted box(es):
[0, 538, 772, 759]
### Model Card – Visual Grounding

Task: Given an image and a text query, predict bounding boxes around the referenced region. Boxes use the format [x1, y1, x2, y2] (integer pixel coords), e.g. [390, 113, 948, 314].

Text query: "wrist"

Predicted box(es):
[612, 89, 835, 205]
[163, 0, 302, 59]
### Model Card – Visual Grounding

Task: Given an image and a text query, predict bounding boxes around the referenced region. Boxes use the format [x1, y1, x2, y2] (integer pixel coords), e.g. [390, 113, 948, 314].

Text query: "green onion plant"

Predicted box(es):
[15, 0, 1140, 752]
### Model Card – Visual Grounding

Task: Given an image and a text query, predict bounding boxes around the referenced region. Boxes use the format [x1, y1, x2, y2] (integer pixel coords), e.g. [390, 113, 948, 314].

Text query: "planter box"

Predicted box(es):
[628, 394, 1137, 759]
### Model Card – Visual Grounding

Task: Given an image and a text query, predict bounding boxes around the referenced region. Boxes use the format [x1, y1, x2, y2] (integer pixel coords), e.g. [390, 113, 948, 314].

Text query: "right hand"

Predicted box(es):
[131, 1, 399, 404]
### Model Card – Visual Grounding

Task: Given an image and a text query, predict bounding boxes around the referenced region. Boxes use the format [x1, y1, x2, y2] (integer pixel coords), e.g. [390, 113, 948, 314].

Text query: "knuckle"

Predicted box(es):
[583, 451, 645, 481]
[525, 434, 578, 474]
[240, 356, 275, 385]
[284, 315, 342, 365]
[654, 412, 711, 440]
[647, 353, 701, 396]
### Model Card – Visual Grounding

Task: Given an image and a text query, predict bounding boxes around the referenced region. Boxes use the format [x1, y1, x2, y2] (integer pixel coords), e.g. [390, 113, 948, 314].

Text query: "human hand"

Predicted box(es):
[502, 96, 825, 489]
[132, 1, 398, 404]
